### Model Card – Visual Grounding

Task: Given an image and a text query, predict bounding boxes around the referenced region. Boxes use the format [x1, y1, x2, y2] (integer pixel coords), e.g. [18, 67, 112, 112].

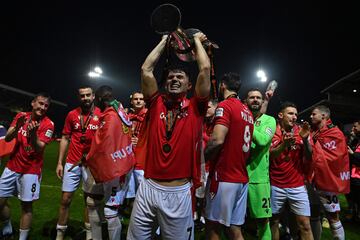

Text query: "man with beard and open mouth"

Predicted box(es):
[127, 32, 210, 240]
[269, 102, 314, 240]
[55, 86, 101, 240]
[0, 93, 54, 240]
[245, 88, 276, 240]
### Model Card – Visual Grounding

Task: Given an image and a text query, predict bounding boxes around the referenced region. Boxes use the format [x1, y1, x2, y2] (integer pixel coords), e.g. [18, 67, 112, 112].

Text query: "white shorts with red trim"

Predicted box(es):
[317, 191, 341, 213]
[205, 180, 248, 227]
[127, 178, 194, 240]
[271, 185, 310, 216]
[0, 167, 41, 201]
[126, 169, 144, 198]
[62, 163, 85, 192]
[82, 166, 130, 209]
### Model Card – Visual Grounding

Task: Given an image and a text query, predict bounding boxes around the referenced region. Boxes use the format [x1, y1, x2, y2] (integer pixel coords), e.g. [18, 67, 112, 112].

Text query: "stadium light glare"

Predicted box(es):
[256, 69, 268, 82]
[88, 71, 100, 78]
[353, 89, 357, 93]
[94, 67, 103, 74]
[256, 70, 266, 78]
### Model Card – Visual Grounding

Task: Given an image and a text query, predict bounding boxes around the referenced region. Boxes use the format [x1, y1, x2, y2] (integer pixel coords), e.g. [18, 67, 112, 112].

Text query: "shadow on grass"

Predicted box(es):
[41, 219, 86, 240]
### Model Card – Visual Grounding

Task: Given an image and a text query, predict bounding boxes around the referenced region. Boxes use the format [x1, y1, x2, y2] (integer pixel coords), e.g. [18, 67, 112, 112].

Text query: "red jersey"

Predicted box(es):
[128, 108, 148, 170]
[270, 124, 306, 188]
[128, 108, 147, 138]
[202, 120, 214, 172]
[351, 144, 360, 179]
[62, 107, 101, 164]
[143, 92, 207, 180]
[7, 112, 54, 175]
[211, 98, 254, 183]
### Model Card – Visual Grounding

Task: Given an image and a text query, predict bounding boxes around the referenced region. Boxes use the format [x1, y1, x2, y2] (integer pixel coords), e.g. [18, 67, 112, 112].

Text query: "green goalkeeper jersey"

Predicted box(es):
[247, 113, 276, 183]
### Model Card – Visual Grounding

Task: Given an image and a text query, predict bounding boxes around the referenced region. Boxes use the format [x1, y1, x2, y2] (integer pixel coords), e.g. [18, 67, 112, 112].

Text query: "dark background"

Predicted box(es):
[2, 1, 359, 132]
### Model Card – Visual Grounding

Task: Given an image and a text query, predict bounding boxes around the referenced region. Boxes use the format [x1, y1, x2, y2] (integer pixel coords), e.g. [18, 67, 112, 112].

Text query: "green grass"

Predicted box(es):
[1, 142, 359, 239]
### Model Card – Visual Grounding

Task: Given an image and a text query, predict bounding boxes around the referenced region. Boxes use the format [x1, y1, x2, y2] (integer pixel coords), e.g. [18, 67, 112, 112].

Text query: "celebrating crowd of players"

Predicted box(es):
[0, 32, 357, 240]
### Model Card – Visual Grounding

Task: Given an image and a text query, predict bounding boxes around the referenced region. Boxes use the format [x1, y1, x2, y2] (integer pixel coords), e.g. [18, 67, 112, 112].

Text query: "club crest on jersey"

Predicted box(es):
[93, 115, 99, 121]
[215, 108, 224, 117]
[255, 120, 261, 126]
[24, 145, 32, 152]
[122, 123, 130, 134]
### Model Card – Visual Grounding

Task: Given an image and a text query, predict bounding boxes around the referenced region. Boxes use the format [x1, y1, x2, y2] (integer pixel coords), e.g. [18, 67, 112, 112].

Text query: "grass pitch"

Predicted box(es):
[0, 142, 359, 239]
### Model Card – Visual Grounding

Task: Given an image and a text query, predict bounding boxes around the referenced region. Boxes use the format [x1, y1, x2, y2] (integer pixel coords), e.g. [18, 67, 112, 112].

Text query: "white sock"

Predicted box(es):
[56, 224, 67, 240]
[107, 216, 122, 240]
[19, 229, 30, 240]
[88, 206, 103, 239]
[330, 221, 345, 240]
[84, 222, 92, 240]
[2, 219, 13, 235]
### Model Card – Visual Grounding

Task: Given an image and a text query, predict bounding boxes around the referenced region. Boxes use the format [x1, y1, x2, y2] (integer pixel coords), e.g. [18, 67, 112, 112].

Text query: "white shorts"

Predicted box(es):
[271, 185, 310, 216]
[126, 169, 144, 198]
[317, 191, 341, 213]
[195, 171, 209, 198]
[0, 167, 41, 201]
[82, 167, 130, 209]
[127, 178, 194, 240]
[62, 163, 85, 192]
[205, 180, 248, 227]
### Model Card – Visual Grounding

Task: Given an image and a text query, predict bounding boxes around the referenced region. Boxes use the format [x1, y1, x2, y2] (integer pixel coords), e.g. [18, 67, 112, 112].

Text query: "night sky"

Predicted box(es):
[2, 1, 360, 131]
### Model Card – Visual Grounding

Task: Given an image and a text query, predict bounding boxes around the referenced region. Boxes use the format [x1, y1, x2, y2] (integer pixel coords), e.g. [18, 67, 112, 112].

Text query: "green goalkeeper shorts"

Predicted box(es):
[248, 182, 272, 218]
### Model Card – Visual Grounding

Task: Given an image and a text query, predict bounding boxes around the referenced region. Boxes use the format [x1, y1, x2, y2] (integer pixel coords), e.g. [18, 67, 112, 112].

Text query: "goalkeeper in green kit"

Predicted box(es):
[245, 88, 276, 240]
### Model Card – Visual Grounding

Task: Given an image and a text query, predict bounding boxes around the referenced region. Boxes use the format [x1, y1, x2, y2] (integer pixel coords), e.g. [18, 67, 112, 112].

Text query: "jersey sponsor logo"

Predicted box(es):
[265, 127, 273, 136]
[20, 128, 27, 136]
[340, 171, 350, 181]
[323, 140, 336, 150]
[74, 123, 80, 129]
[110, 143, 133, 162]
[45, 129, 53, 138]
[88, 124, 98, 130]
[215, 108, 224, 117]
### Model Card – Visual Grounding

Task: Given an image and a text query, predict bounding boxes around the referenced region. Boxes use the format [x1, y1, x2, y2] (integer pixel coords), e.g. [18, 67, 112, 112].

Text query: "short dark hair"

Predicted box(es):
[34, 92, 51, 103]
[279, 101, 297, 113]
[130, 91, 143, 100]
[78, 85, 94, 91]
[220, 72, 241, 93]
[246, 88, 263, 99]
[165, 64, 191, 79]
[313, 105, 331, 119]
[95, 85, 114, 102]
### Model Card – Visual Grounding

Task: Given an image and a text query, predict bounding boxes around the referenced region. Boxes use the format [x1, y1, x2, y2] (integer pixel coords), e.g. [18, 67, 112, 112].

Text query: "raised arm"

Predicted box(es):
[193, 33, 211, 98]
[141, 35, 168, 99]
[260, 89, 274, 114]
